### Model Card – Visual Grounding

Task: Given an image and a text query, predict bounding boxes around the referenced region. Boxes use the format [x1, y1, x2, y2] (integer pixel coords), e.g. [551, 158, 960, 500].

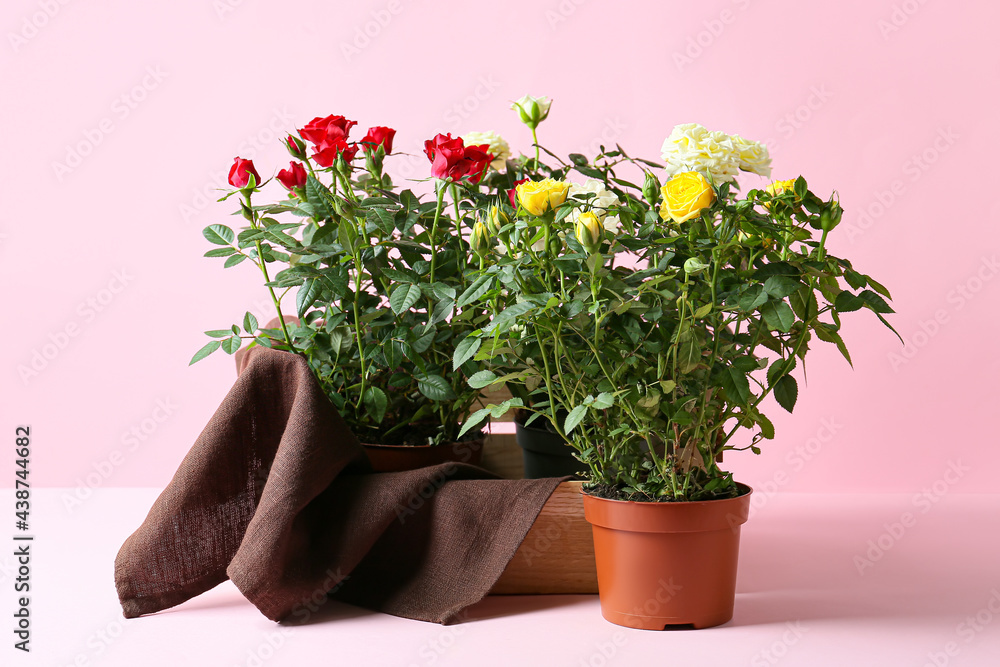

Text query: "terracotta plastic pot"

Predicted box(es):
[582, 483, 752, 630]
[514, 416, 587, 479]
[362, 437, 484, 473]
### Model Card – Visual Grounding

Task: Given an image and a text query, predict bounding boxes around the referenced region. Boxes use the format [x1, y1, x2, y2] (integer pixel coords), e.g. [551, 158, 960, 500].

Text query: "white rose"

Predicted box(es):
[463, 131, 511, 171]
[731, 134, 772, 178]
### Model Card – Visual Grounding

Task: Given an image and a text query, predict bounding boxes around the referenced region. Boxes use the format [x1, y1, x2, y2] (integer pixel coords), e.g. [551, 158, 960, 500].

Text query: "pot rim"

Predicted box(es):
[580, 481, 753, 506]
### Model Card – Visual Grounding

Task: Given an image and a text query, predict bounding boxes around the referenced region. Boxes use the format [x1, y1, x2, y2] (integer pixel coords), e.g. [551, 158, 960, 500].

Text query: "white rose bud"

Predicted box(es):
[511, 95, 552, 130]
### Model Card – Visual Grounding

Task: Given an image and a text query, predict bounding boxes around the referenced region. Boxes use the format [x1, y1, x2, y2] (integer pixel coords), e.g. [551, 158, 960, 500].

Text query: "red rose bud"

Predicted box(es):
[299, 115, 357, 146]
[276, 161, 308, 190]
[361, 126, 396, 154]
[312, 138, 358, 168]
[228, 157, 260, 189]
[286, 135, 306, 159]
[508, 177, 529, 207]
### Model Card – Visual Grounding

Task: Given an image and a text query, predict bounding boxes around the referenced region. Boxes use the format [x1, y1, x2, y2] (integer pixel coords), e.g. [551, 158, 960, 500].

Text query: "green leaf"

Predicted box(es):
[564, 404, 588, 434]
[417, 374, 456, 401]
[221, 336, 242, 355]
[834, 291, 865, 313]
[204, 329, 233, 338]
[456, 274, 493, 308]
[859, 290, 894, 314]
[453, 336, 482, 371]
[297, 278, 320, 317]
[459, 408, 491, 438]
[714, 365, 751, 405]
[189, 340, 220, 365]
[774, 375, 798, 413]
[363, 387, 388, 423]
[204, 247, 236, 258]
[390, 283, 422, 315]
[468, 370, 498, 389]
[243, 312, 259, 334]
[793, 176, 808, 200]
[694, 303, 713, 319]
[224, 254, 248, 268]
[739, 285, 768, 312]
[763, 275, 802, 299]
[677, 331, 701, 373]
[844, 269, 867, 291]
[592, 392, 614, 409]
[203, 225, 234, 246]
[484, 301, 534, 334]
[760, 300, 795, 332]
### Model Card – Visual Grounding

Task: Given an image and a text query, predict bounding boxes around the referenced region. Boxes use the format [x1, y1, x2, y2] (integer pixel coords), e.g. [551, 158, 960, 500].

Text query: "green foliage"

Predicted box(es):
[460, 147, 896, 501]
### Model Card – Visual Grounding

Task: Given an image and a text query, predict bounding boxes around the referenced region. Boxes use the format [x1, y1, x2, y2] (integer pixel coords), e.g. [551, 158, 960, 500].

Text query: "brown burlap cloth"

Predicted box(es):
[114, 346, 563, 624]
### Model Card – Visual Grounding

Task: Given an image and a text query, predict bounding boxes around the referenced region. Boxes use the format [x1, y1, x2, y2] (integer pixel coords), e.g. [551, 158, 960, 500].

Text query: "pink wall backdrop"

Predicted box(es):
[2, 0, 998, 496]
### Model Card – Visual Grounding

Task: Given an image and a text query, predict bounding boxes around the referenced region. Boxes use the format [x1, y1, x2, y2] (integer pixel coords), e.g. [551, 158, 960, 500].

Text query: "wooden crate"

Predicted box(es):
[493, 481, 598, 594]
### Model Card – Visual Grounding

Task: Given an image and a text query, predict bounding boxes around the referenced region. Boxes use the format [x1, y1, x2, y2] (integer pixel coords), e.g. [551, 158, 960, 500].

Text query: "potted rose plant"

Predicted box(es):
[191, 115, 511, 470]
[458, 122, 897, 628]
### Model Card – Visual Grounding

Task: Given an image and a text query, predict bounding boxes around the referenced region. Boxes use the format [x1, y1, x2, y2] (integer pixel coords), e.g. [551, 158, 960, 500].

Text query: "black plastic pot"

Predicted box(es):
[514, 415, 588, 479]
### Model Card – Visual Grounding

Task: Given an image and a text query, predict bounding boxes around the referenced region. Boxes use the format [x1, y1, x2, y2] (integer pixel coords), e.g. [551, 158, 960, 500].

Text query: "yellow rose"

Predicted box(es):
[765, 179, 797, 198]
[658, 171, 716, 224]
[516, 178, 569, 217]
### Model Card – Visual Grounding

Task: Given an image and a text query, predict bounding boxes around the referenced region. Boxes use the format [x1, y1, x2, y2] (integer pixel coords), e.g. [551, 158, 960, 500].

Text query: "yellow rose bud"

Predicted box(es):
[764, 178, 799, 211]
[574, 211, 603, 253]
[658, 171, 716, 224]
[470, 219, 491, 258]
[486, 204, 510, 234]
[516, 178, 570, 217]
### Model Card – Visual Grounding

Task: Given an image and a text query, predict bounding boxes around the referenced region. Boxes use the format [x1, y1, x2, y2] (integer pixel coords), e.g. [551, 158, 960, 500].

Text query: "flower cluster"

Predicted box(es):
[659, 123, 771, 183]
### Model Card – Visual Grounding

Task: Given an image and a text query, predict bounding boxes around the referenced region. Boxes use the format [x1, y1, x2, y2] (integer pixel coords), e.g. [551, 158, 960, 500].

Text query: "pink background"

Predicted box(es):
[2, 0, 998, 497]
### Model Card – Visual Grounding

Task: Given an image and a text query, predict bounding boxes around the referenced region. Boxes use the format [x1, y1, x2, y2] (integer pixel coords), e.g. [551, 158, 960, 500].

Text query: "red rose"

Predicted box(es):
[424, 134, 493, 184]
[312, 137, 358, 168]
[286, 134, 306, 158]
[461, 143, 493, 185]
[228, 157, 260, 189]
[507, 178, 529, 207]
[299, 115, 357, 146]
[360, 126, 396, 154]
[276, 161, 308, 190]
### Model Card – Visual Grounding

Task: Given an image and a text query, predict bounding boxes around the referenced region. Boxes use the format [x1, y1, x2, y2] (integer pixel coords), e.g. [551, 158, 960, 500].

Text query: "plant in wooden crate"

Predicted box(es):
[459, 121, 898, 628]
[191, 116, 524, 469]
